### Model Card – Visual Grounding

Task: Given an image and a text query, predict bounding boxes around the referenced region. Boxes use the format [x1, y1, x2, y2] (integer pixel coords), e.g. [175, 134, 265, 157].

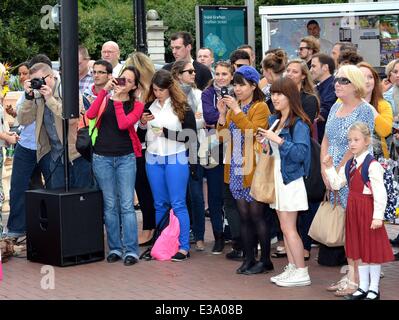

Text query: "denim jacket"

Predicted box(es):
[268, 114, 311, 185]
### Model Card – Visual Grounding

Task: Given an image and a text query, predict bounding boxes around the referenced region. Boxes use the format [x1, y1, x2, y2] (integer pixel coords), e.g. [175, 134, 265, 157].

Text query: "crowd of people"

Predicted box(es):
[0, 22, 399, 299]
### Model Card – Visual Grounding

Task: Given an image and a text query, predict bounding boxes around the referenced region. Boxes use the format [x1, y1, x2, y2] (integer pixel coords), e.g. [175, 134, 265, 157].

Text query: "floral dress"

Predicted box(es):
[229, 103, 253, 202]
[325, 101, 374, 208]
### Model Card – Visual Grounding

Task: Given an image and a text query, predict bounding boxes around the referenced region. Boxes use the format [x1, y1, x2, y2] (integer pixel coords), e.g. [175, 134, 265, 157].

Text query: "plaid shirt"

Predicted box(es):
[79, 72, 94, 94]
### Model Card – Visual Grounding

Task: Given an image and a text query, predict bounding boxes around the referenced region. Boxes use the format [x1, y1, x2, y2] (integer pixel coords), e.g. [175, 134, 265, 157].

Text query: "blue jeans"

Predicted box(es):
[6, 144, 51, 237]
[48, 155, 93, 190]
[189, 164, 224, 241]
[145, 152, 190, 252]
[93, 153, 139, 259]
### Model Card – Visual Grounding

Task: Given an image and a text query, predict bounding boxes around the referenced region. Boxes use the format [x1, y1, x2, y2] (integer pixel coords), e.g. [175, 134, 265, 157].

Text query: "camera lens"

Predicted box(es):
[30, 78, 45, 90]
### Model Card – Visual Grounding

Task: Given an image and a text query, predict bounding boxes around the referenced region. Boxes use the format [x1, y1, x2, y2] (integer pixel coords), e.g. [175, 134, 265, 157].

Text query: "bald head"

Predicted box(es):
[101, 41, 120, 67]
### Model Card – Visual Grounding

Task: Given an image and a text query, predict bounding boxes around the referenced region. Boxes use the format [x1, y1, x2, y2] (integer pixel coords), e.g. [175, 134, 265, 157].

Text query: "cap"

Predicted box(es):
[235, 65, 260, 84]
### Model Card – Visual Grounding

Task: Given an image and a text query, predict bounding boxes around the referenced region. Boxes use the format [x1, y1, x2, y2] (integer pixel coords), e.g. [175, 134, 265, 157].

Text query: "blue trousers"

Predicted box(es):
[145, 152, 190, 252]
[6, 144, 51, 237]
[93, 153, 139, 259]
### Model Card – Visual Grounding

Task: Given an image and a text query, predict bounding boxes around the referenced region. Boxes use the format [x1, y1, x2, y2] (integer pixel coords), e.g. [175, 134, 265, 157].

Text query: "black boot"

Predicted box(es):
[236, 259, 256, 274]
[243, 261, 274, 275]
[212, 233, 225, 255]
[226, 238, 244, 261]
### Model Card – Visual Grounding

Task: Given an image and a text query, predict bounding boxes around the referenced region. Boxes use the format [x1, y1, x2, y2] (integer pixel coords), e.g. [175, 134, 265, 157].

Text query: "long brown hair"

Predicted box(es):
[357, 61, 383, 110]
[270, 77, 312, 130]
[286, 59, 320, 116]
[146, 69, 188, 122]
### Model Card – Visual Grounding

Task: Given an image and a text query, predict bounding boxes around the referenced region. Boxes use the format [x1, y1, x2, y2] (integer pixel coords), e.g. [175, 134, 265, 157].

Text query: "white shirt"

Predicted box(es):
[112, 63, 124, 78]
[325, 151, 387, 220]
[146, 98, 187, 156]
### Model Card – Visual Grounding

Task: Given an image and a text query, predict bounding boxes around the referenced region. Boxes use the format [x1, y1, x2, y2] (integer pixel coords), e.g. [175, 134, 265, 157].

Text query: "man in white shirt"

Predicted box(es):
[101, 41, 123, 77]
[307, 20, 334, 55]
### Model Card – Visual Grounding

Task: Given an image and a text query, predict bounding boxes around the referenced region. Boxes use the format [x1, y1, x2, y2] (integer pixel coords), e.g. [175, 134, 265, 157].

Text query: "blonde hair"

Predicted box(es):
[348, 121, 372, 144]
[123, 52, 156, 100]
[338, 64, 366, 98]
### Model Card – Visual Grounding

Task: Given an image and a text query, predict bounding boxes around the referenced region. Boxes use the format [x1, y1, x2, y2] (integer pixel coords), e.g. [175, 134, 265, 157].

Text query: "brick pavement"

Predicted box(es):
[0, 161, 398, 300]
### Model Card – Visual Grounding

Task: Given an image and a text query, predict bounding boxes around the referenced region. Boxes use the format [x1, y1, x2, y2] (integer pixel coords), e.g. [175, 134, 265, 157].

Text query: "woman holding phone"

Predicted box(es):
[138, 69, 196, 261]
[217, 66, 272, 275]
[256, 77, 312, 287]
[87, 66, 144, 266]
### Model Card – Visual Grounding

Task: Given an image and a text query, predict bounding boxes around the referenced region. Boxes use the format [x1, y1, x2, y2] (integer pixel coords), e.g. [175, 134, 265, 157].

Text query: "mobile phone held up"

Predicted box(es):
[220, 86, 229, 98]
[144, 108, 153, 116]
[114, 77, 126, 86]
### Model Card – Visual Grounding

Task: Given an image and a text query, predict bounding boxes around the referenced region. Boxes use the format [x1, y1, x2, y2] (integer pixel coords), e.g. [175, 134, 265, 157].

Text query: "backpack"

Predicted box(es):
[139, 208, 180, 261]
[289, 123, 325, 202]
[344, 154, 398, 222]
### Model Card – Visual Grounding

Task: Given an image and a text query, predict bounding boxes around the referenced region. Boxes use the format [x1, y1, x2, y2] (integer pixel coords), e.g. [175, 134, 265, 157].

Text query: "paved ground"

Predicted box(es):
[1, 159, 398, 301]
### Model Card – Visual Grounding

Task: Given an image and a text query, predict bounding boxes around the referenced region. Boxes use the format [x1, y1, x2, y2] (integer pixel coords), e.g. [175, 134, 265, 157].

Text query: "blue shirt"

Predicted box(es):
[16, 94, 37, 150]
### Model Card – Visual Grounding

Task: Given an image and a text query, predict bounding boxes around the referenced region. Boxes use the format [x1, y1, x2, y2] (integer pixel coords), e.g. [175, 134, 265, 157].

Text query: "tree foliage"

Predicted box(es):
[0, 0, 347, 67]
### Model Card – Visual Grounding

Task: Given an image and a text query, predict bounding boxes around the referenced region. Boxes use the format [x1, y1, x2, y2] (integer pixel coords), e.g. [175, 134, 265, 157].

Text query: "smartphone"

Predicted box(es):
[144, 108, 153, 116]
[221, 86, 229, 98]
[115, 78, 126, 86]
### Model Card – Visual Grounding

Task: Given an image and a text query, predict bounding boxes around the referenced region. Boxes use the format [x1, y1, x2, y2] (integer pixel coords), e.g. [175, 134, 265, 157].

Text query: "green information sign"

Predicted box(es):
[197, 6, 248, 61]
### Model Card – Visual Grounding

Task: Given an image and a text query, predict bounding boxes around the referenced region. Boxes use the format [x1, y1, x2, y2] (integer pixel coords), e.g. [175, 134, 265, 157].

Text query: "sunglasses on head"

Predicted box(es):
[334, 77, 352, 85]
[181, 69, 195, 75]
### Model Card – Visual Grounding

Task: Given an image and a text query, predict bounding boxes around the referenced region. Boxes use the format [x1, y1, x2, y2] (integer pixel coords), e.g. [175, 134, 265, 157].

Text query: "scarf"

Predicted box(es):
[180, 83, 198, 112]
[213, 83, 234, 98]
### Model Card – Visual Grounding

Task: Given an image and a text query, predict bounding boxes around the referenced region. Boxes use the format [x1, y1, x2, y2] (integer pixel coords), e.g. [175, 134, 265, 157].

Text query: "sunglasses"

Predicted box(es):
[334, 77, 352, 85]
[235, 63, 246, 68]
[181, 69, 195, 75]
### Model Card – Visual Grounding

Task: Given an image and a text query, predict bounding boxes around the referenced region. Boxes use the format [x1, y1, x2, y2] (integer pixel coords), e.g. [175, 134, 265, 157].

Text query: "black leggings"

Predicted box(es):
[236, 199, 271, 263]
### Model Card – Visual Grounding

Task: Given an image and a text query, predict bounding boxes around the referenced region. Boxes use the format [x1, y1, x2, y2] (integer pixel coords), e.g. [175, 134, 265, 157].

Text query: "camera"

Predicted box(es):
[220, 86, 229, 98]
[30, 77, 46, 90]
[115, 78, 126, 86]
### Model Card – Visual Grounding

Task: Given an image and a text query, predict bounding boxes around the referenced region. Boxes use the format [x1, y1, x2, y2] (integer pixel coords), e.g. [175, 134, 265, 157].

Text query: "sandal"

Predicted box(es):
[326, 275, 348, 292]
[334, 280, 358, 297]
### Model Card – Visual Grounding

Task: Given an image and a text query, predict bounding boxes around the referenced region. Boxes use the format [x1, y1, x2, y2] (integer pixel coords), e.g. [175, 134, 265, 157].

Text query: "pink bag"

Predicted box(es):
[150, 210, 180, 261]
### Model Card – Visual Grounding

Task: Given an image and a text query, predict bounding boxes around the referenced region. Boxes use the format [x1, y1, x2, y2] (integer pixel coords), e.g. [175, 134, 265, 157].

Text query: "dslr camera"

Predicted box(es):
[30, 77, 47, 90]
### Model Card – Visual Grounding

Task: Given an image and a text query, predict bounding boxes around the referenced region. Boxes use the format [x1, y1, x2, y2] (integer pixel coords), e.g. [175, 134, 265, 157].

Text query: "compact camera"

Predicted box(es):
[30, 77, 47, 90]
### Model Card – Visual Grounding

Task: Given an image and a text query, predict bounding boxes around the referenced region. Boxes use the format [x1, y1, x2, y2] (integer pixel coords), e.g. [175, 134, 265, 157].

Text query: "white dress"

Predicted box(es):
[269, 132, 308, 212]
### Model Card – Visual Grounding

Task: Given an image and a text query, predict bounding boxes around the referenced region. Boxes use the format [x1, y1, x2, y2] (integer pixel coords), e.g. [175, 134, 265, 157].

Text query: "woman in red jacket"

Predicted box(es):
[87, 66, 144, 266]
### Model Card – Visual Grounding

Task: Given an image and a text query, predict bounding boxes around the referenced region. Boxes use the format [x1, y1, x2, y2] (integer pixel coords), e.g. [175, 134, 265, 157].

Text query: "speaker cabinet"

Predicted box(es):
[26, 189, 104, 267]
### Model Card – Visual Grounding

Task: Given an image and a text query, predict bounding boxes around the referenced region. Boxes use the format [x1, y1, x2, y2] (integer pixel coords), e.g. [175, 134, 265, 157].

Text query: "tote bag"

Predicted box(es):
[250, 147, 275, 204]
[308, 192, 345, 247]
[151, 209, 180, 261]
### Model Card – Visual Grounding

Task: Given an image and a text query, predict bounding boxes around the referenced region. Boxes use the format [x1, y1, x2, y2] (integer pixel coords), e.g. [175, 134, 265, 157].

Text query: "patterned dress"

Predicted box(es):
[325, 101, 374, 208]
[229, 103, 253, 202]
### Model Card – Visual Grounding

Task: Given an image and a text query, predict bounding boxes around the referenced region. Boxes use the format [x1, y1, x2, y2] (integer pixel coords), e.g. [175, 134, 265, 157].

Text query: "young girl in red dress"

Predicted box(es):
[323, 122, 394, 300]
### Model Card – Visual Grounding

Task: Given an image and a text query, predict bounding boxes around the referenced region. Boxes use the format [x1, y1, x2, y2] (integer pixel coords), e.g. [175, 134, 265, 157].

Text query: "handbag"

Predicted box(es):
[308, 192, 345, 247]
[76, 113, 93, 162]
[150, 209, 180, 261]
[304, 138, 326, 202]
[76, 95, 109, 162]
[249, 145, 275, 204]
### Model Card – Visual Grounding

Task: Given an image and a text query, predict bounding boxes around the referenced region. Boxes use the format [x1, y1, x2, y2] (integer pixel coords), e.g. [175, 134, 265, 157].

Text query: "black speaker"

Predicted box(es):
[26, 189, 105, 267]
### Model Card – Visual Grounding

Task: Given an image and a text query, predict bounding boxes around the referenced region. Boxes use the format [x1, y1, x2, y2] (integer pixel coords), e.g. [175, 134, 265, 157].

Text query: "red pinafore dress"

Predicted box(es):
[345, 165, 394, 263]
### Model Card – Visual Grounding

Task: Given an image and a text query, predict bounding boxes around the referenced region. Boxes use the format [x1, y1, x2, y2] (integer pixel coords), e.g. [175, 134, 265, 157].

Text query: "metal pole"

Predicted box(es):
[134, 0, 147, 53]
[245, 0, 256, 52]
[60, 0, 79, 191]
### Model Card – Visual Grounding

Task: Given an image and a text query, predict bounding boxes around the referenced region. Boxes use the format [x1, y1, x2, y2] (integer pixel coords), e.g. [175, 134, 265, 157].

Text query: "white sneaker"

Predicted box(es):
[275, 266, 311, 287]
[270, 263, 296, 283]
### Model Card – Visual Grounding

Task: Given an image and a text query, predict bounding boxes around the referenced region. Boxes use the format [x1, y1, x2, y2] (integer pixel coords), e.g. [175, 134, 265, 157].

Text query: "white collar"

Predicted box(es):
[354, 150, 370, 166]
